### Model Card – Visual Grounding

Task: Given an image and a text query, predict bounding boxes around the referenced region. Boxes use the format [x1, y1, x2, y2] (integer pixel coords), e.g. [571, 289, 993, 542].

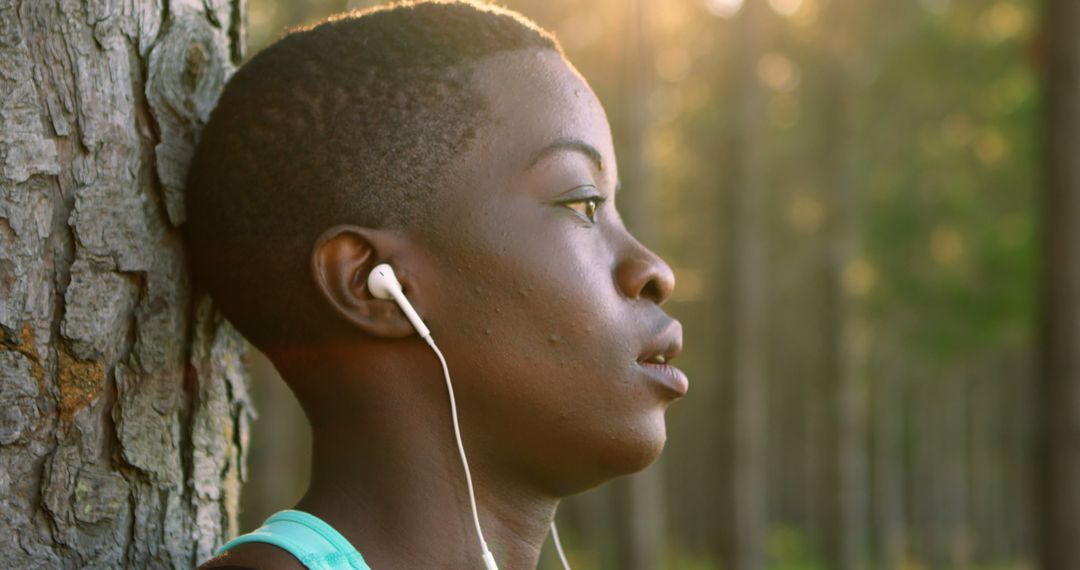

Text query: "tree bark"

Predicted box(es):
[0, 1, 253, 567]
[1037, 0, 1080, 565]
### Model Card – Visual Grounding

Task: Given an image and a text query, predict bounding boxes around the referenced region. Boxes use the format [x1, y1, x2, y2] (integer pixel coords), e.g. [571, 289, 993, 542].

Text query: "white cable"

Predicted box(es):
[550, 520, 572, 570]
[423, 335, 498, 570]
[424, 333, 572, 570]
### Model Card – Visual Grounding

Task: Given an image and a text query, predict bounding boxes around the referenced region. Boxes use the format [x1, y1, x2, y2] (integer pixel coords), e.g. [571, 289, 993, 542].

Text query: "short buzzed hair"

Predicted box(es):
[185, 0, 562, 348]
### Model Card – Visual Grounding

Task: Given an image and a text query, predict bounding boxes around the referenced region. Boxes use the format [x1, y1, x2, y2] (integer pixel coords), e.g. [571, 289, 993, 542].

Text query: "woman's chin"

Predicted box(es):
[537, 413, 670, 497]
[586, 413, 669, 485]
[619, 415, 669, 472]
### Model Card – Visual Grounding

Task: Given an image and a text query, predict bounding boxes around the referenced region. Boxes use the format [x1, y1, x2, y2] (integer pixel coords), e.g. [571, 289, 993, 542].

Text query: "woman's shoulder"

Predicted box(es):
[198, 541, 307, 570]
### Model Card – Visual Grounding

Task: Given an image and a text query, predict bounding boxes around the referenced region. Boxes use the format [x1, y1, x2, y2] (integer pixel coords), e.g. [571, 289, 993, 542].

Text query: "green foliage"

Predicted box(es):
[766, 526, 828, 570]
[859, 0, 1039, 361]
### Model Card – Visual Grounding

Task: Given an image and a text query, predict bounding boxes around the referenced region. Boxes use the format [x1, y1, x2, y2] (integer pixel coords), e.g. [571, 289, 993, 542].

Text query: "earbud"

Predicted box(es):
[365, 261, 499, 568]
[366, 263, 431, 339]
[364, 262, 571, 570]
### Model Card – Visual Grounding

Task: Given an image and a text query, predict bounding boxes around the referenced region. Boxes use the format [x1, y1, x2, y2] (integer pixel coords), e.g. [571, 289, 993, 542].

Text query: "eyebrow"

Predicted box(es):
[525, 137, 605, 173]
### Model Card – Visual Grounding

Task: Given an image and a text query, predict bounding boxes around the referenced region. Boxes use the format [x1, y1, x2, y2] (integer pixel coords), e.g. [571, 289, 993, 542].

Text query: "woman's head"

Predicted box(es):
[186, 0, 561, 347]
[185, 0, 685, 497]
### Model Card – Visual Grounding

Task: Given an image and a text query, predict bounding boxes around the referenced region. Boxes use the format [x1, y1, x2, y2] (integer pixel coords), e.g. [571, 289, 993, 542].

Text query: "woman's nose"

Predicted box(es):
[615, 241, 676, 305]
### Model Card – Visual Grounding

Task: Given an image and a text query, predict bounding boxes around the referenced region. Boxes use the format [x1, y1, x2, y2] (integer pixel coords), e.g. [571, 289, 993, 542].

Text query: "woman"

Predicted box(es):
[189, 1, 687, 567]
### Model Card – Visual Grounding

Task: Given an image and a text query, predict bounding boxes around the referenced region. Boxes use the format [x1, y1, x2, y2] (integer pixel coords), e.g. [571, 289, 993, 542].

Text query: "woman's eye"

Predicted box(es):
[563, 197, 605, 224]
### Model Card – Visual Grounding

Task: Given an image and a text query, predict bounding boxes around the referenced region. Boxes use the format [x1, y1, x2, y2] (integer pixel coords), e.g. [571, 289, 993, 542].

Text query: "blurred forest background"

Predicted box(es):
[233, 0, 1077, 569]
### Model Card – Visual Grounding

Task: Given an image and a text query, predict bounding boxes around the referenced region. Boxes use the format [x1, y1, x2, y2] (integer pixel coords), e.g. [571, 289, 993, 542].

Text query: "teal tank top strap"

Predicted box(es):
[214, 509, 371, 570]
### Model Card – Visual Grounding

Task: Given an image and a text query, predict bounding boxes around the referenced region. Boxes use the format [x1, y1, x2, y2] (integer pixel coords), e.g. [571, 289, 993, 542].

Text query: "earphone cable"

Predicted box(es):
[424, 335, 498, 570]
[550, 520, 572, 570]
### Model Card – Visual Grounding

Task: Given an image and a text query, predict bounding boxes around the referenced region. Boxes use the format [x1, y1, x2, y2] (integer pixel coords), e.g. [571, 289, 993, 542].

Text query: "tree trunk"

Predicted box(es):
[0, 1, 254, 567]
[1037, 0, 1080, 565]
[870, 342, 906, 570]
[721, 2, 769, 569]
[818, 0, 869, 567]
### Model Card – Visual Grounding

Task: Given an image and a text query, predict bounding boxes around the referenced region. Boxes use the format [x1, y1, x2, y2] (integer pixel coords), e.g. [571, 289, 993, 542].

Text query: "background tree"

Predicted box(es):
[720, 1, 769, 569]
[817, 0, 870, 567]
[1038, 0, 1080, 565]
[0, 1, 253, 567]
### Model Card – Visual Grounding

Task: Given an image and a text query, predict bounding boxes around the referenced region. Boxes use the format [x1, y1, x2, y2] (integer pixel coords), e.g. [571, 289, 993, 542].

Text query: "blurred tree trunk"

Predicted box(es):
[940, 365, 972, 568]
[0, 1, 254, 568]
[870, 343, 906, 570]
[818, 0, 869, 567]
[1037, 0, 1080, 565]
[612, 1, 666, 569]
[720, 1, 769, 569]
[1004, 349, 1036, 562]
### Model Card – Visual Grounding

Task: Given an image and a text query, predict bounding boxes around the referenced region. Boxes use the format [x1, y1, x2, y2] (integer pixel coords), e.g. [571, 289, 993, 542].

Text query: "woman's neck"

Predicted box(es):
[293, 411, 560, 569]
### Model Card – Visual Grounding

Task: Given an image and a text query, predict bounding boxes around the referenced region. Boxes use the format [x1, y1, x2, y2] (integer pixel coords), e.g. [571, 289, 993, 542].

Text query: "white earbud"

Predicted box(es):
[366, 263, 430, 339]
[365, 262, 499, 569]
[364, 262, 570, 570]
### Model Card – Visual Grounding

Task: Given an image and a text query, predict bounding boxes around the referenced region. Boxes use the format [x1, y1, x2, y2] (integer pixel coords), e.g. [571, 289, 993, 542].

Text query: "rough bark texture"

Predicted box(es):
[1038, 0, 1080, 565]
[0, 0, 254, 567]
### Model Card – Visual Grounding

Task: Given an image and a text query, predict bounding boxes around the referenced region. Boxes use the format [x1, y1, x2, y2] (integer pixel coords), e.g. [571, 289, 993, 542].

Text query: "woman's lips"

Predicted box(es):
[637, 360, 689, 398]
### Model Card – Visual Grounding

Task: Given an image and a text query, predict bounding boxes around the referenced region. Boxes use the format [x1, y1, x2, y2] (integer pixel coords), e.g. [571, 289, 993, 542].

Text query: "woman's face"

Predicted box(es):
[416, 49, 686, 496]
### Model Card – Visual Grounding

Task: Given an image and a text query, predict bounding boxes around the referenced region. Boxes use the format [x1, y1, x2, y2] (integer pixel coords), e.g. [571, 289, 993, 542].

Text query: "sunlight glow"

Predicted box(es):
[647, 128, 679, 164]
[656, 1, 692, 34]
[705, 0, 745, 18]
[975, 129, 1008, 165]
[768, 0, 803, 17]
[655, 45, 692, 83]
[930, 226, 966, 266]
[977, 2, 1027, 43]
[787, 0, 820, 27]
[556, 10, 604, 52]
[785, 191, 823, 233]
[757, 52, 800, 92]
[842, 257, 877, 296]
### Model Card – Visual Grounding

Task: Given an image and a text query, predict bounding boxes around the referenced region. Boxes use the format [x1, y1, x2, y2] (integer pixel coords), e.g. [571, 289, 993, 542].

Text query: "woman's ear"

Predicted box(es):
[310, 225, 417, 339]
